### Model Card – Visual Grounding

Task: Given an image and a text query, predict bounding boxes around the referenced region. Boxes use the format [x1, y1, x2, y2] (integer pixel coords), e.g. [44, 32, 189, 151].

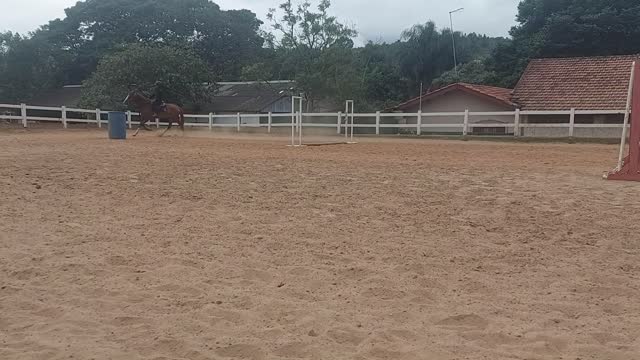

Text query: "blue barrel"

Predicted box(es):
[108, 112, 127, 139]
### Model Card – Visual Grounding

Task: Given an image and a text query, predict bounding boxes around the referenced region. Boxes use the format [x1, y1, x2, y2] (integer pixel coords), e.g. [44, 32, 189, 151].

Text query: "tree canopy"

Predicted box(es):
[0, 32, 71, 103]
[256, 3, 504, 110]
[399, 22, 506, 95]
[488, 0, 640, 87]
[3, 0, 640, 109]
[37, 0, 263, 82]
[259, 0, 361, 109]
[79, 44, 213, 111]
[431, 59, 497, 89]
[0, 0, 262, 104]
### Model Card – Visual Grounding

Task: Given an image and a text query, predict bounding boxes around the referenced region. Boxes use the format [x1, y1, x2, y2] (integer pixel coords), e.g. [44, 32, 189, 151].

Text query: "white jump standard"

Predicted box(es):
[344, 100, 356, 144]
[289, 95, 304, 147]
[287, 98, 357, 147]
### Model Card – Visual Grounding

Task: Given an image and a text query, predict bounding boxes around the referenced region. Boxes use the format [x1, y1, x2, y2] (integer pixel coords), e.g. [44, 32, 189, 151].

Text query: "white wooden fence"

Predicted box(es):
[0, 103, 630, 138]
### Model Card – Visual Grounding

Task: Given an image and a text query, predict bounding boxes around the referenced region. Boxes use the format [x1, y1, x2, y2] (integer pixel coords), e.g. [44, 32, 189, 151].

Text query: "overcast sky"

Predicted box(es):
[2, 0, 518, 43]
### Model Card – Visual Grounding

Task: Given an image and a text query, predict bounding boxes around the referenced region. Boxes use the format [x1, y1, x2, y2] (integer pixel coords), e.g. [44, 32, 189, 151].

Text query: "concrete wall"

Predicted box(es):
[400, 90, 515, 134]
[522, 114, 624, 138]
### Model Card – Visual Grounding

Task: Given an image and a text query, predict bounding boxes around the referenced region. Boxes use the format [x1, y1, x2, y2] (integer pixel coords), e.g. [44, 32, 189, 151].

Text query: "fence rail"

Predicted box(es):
[0, 103, 631, 138]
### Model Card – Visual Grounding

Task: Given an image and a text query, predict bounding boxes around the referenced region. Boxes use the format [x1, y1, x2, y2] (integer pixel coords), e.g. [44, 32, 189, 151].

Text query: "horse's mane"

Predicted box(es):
[131, 90, 152, 106]
[135, 90, 151, 101]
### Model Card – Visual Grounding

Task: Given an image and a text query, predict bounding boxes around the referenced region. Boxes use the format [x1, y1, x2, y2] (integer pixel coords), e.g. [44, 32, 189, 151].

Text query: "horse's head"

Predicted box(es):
[123, 86, 146, 105]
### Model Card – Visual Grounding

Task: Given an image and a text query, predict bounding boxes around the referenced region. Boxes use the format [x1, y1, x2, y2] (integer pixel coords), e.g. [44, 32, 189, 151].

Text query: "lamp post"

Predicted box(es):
[449, 7, 464, 75]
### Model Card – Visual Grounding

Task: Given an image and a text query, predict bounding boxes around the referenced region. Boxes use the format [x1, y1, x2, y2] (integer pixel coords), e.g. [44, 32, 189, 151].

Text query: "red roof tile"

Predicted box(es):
[513, 55, 639, 111]
[395, 82, 515, 110]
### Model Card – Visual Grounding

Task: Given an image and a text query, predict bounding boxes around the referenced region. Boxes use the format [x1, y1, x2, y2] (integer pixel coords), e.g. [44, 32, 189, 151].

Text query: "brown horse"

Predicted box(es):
[123, 89, 185, 137]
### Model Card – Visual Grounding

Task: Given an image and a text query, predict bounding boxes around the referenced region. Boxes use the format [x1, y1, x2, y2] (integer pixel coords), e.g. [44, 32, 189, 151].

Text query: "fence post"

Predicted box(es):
[156, 117, 160, 128]
[127, 111, 132, 129]
[268, 112, 272, 133]
[298, 110, 303, 146]
[514, 109, 520, 137]
[375, 111, 381, 135]
[569, 108, 576, 137]
[21, 103, 27, 128]
[208, 112, 213, 131]
[337, 111, 342, 134]
[96, 109, 101, 128]
[236, 113, 241, 132]
[417, 110, 422, 136]
[61, 106, 67, 129]
[463, 109, 469, 136]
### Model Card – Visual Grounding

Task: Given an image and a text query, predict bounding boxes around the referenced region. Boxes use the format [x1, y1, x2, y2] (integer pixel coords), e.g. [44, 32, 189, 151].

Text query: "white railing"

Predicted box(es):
[0, 103, 630, 138]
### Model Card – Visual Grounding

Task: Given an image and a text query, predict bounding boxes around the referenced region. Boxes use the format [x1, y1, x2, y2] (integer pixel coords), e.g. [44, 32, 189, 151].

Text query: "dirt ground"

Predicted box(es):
[1, 128, 640, 360]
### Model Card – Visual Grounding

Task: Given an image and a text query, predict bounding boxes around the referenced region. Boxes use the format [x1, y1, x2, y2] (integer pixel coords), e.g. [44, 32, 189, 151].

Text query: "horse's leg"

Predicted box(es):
[143, 112, 153, 131]
[160, 118, 173, 137]
[133, 113, 150, 137]
[133, 114, 145, 137]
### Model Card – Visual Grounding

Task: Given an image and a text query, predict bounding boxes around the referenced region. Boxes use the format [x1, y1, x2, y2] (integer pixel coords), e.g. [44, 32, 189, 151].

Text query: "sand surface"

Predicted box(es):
[1, 129, 640, 360]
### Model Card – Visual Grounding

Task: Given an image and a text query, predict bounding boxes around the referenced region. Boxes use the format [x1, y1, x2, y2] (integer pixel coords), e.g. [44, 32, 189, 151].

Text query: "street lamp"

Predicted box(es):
[449, 7, 464, 76]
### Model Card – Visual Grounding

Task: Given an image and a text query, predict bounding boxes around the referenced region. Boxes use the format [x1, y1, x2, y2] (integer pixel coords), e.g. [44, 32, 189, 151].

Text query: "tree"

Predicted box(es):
[265, 0, 356, 51]
[0, 0, 265, 104]
[32, 0, 264, 82]
[431, 59, 498, 88]
[489, 0, 640, 87]
[79, 44, 214, 111]
[262, 0, 359, 109]
[399, 22, 453, 94]
[0, 32, 71, 103]
[356, 42, 407, 109]
[399, 21, 507, 94]
[254, 10, 505, 109]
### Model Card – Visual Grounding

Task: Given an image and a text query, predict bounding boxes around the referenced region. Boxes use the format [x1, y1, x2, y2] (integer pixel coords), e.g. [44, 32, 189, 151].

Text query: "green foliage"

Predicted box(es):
[399, 21, 507, 94]
[266, 0, 357, 50]
[431, 59, 498, 88]
[38, 0, 264, 82]
[261, 2, 503, 110]
[79, 44, 214, 110]
[489, 0, 640, 87]
[0, 32, 72, 103]
[0, 0, 264, 104]
[9, 0, 640, 110]
[356, 42, 407, 109]
[263, 0, 360, 109]
[399, 22, 453, 92]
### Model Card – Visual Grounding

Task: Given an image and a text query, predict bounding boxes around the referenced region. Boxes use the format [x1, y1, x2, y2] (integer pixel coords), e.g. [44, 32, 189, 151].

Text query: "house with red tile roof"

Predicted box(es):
[394, 54, 637, 137]
[394, 82, 517, 135]
[513, 55, 637, 111]
[513, 54, 637, 137]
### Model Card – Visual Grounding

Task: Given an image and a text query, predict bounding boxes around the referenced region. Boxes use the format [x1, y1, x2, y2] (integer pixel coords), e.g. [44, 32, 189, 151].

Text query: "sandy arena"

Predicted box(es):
[1, 128, 640, 360]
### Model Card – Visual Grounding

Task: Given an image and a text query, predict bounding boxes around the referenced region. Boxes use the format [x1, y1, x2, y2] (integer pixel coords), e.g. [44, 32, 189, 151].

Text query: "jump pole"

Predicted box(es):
[287, 98, 359, 147]
[288, 95, 303, 147]
[345, 100, 356, 144]
[607, 61, 640, 181]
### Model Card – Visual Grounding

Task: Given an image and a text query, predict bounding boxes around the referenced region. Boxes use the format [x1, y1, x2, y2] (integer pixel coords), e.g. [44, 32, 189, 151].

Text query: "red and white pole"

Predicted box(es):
[608, 61, 640, 181]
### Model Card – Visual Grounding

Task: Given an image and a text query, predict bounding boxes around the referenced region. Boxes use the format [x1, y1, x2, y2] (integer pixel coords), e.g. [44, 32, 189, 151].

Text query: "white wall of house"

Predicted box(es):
[208, 97, 291, 126]
[401, 90, 514, 134]
[266, 97, 293, 113]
